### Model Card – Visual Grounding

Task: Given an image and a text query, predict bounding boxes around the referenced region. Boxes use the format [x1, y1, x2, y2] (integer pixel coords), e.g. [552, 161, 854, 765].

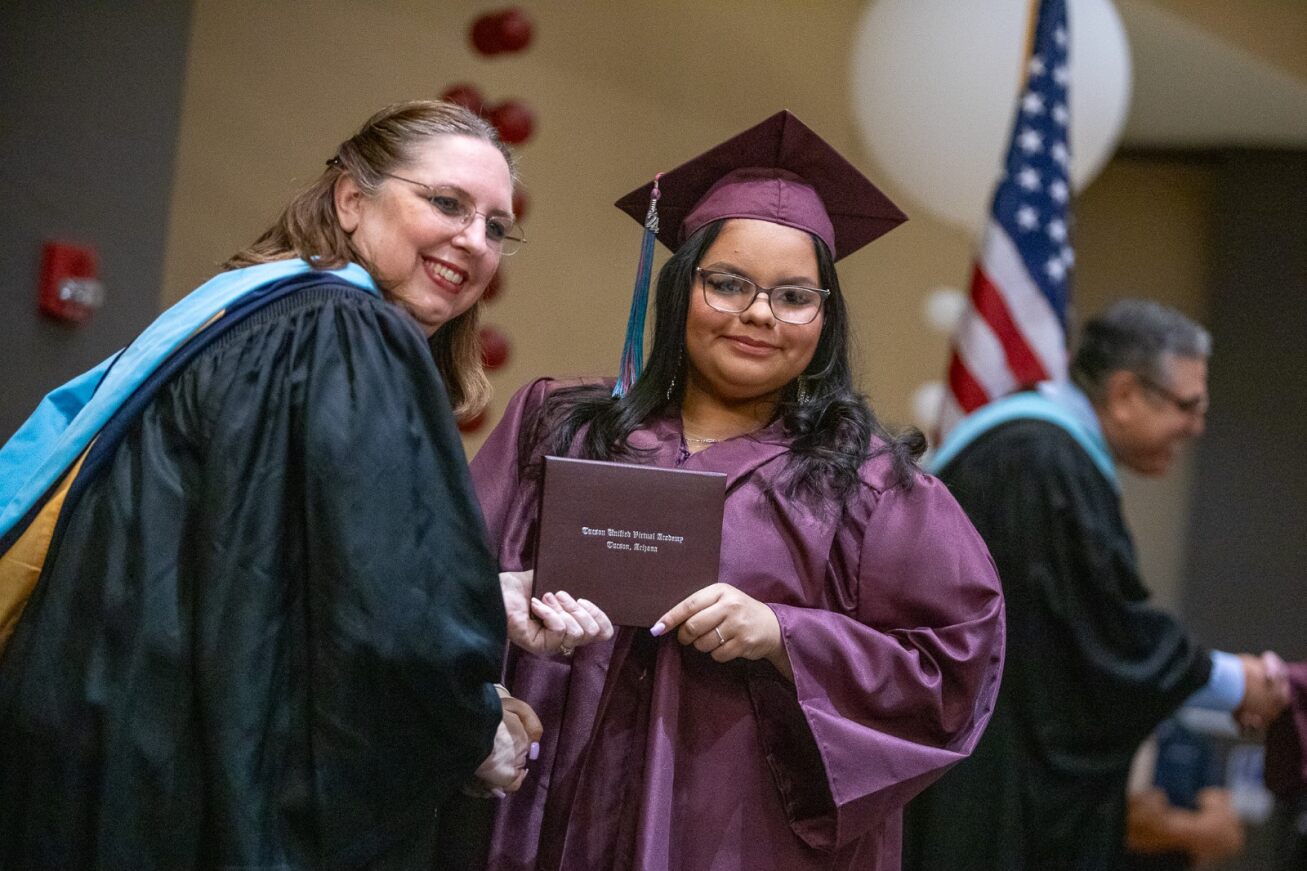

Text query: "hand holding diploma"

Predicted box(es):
[500, 570, 614, 657]
[650, 582, 794, 681]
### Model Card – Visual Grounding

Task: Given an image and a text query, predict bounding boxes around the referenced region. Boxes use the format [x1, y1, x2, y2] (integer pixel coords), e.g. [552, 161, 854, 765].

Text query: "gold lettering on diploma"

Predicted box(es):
[581, 525, 687, 554]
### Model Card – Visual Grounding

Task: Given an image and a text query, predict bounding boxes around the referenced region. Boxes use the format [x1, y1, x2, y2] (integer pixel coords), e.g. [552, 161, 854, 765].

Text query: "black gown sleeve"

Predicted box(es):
[0, 284, 505, 869]
[189, 287, 506, 863]
[904, 420, 1211, 870]
[941, 419, 1210, 766]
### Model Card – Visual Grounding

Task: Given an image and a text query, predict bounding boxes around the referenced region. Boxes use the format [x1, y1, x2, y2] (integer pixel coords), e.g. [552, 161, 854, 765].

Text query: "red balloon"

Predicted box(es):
[489, 100, 534, 145]
[483, 272, 504, 304]
[470, 13, 503, 55]
[511, 189, 529, 222]
[496, 8, 533, 53]
[457, 410, 487, 433]
[441, 83, 485, 115]
[479, 325, 511, 370]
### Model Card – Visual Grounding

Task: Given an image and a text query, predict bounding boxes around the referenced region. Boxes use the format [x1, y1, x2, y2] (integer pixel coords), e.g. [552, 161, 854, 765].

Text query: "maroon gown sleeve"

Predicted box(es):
[470, 378, 565, 573]
[754, 470, 1005, 851]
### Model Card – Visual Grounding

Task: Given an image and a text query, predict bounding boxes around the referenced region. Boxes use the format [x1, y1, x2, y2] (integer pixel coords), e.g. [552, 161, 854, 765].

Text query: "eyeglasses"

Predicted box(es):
[380, 172, 526, 255]
[695, 268, 829, 325]
[1136, 373, 1208, 416]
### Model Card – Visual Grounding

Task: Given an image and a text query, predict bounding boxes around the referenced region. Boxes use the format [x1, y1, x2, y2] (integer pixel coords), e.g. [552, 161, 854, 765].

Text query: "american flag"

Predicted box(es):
[938, 0, 1073, 437]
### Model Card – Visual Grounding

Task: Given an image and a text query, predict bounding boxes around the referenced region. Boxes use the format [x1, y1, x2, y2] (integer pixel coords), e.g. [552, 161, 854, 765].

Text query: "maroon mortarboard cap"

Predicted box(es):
[608, 111, 907, 397]
[614, 110, 907, 261]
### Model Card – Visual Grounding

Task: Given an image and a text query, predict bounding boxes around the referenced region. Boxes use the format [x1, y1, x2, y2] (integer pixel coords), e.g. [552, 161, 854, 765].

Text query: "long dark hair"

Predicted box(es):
[525, 220, 925, 504]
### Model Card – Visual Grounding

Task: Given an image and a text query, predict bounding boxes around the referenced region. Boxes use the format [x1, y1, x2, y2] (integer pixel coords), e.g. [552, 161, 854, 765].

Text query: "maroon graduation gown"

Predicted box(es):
[471, 379, 1005, 870]
[1266, 660, 1307, 798]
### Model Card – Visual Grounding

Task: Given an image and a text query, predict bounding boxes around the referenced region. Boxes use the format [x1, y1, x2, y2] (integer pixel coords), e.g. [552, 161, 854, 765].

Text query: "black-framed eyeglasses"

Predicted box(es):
[380, 172, 526, 255]
[1136, 373, 1208, 416]
[695, 268, 829, 325]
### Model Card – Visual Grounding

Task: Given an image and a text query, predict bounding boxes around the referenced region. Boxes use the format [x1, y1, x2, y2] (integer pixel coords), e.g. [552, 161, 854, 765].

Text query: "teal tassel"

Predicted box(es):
[612, 174, 662, 398]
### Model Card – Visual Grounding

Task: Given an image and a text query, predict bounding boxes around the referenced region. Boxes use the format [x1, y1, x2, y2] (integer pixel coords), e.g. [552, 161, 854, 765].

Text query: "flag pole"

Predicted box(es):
[1018, 0, 1041, 88]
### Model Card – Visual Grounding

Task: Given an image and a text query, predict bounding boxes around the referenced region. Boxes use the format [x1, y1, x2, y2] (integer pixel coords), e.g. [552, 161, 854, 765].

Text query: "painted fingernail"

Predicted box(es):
[491, 788, 507, 799]
[650, 621, 666, 637]
[529, 741, 540, 760]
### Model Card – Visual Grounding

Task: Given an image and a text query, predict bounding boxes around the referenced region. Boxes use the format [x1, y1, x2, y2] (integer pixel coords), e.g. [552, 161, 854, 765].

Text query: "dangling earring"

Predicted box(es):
[796, 376, 810, 405]
[666, 346, 683, 402]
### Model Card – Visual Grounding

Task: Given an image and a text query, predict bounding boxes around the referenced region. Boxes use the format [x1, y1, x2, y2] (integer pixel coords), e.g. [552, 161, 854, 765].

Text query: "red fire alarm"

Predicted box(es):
[39, 241, 104, 324]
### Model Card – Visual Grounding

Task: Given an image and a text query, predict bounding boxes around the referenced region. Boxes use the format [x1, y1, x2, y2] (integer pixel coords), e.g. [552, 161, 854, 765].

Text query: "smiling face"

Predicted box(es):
[1101, 353, 1208, 477]
[334, 134, 514, 336]
[682, 218, 824, 408]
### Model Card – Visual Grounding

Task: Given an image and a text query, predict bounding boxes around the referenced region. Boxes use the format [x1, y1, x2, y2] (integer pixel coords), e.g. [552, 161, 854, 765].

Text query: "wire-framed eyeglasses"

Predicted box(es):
[380, 172, 526, 255]
[1136, 373, 1208, 416]
[695, 268, 829, 325]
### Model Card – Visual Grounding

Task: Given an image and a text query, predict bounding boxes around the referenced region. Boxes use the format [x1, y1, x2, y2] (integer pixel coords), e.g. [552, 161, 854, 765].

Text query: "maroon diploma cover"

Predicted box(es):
[532, 456, 725, 627]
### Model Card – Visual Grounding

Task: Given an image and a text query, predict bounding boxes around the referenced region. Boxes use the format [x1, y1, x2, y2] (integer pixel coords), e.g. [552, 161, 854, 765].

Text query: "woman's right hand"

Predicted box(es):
[472, 692, 544, 796]
[499, 570, 614, 658]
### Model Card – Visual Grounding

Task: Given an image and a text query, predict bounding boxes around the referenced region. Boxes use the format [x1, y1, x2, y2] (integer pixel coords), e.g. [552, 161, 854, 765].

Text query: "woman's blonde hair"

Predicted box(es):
[225, 99, 517, 420]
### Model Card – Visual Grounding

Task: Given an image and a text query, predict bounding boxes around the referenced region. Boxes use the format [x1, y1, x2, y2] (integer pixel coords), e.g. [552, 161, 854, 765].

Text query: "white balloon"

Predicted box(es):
[911, 381, 947, 433]
[923, 286, 968, 334]
[849, 0, 1131, 235]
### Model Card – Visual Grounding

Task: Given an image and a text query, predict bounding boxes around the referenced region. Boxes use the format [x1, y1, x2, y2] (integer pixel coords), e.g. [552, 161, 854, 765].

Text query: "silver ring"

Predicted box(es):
[559, 642, 575, 657]
[714, 627, 726, 647]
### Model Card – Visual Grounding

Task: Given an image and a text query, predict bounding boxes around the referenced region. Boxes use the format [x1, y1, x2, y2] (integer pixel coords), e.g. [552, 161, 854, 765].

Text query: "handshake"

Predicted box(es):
[1234, 650, 1292, 733]
[467, 684, 544, 799]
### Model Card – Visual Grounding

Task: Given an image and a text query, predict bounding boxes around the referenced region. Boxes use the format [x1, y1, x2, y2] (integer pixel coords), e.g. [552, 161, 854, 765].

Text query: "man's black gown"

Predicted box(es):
[903, 418, 1212, 871]
[0, 280, 506, 868]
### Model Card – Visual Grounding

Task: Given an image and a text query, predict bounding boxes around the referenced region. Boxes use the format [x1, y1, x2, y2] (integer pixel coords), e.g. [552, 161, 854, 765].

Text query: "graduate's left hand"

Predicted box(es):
[652, 583, 793, 680]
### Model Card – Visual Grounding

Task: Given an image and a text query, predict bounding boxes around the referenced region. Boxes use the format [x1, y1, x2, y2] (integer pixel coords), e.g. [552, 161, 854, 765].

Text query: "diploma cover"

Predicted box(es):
[532, 456, 725, 627]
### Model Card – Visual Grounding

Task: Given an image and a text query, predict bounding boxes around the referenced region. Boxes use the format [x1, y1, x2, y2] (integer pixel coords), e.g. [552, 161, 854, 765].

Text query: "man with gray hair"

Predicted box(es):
[1071, 300, 1211, 476]
[904, 300, 1288, 871]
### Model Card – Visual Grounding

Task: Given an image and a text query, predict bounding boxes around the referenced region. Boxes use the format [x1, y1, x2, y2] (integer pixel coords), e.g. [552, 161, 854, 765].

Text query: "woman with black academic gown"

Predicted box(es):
[0, 100, 546, 868]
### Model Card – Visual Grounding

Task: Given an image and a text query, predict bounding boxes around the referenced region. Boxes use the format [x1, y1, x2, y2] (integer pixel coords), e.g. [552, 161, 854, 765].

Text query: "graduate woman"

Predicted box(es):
[0, 100, 547, 867]
[471, 112, 1006, 870]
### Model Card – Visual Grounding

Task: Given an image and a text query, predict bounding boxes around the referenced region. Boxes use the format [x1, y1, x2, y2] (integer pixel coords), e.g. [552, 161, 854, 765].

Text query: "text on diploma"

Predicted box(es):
[580, 525, 686, 554]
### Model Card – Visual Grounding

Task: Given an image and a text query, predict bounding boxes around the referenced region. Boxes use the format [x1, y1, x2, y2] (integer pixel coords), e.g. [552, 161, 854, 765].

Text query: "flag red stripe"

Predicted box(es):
[948, 352, 989, 414]
[938, 0, 1070, 440]
[970, 264, 1050, 387]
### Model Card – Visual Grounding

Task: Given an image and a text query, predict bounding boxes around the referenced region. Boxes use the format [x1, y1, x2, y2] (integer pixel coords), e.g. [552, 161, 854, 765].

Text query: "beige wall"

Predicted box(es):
[160, 0, 977, 448]
[163, 1, 1231, 605]
[1143, 0, 1307, 80]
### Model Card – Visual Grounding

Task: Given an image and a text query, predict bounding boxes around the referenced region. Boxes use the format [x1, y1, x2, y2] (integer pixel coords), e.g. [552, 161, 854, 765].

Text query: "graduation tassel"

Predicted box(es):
[612, 173, 662, 399]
